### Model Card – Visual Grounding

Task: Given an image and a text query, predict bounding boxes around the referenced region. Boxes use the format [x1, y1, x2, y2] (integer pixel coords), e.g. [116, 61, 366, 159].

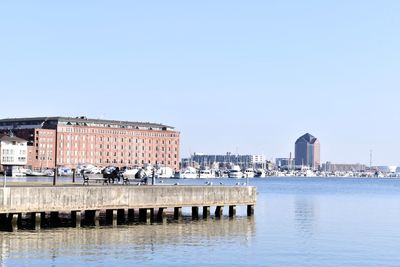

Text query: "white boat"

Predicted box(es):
[25, 169, 46, 176]
[90, 167, 103, 174]
[157, 166, 174, 178]
[219, 170, 229, 178]
[58, 167, 73, 176]
[243, 168, 255, 178]
[255, 169, 266, 177]
[122, 168, 140, 179]
[229, 165, 243, 178]
[199, 168, 215, 179]
[179, 167, 198, 179]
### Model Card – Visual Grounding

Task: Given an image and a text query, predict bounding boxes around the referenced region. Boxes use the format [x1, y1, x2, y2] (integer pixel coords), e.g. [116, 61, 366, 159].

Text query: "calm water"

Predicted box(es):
[2, 177, 400, 267]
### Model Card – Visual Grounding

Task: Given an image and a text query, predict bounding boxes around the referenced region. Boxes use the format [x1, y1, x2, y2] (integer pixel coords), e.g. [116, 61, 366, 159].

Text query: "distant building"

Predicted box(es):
[295, 133, 320, 170]
[184, 152, 266, 169]
[0, 135, 28, 176]
[0, 116, 180, 170]
[322, 162, 366, 172]
[275, 158, 295, 169]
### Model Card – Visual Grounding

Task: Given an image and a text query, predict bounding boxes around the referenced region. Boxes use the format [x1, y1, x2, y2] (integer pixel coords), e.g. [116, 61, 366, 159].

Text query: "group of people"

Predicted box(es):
[102, 167, 122, 183]
[81, 167, 150, 184]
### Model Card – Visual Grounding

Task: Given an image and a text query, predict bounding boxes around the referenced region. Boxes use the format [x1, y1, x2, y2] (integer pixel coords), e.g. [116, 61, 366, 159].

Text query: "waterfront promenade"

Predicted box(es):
[0, 184, 256, 231]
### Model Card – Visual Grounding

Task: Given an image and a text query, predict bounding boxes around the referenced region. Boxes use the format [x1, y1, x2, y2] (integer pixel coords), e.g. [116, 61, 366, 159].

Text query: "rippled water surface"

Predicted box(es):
[2, 177, 400, 267]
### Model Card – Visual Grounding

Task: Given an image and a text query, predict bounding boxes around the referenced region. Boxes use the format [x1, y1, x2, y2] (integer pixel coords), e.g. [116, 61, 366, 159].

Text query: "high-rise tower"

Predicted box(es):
[295, 133, 320, 170]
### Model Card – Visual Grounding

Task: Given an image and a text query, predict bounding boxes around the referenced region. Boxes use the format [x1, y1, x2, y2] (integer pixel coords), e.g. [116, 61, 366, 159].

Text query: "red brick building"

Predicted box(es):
[0, 117, 180, 170]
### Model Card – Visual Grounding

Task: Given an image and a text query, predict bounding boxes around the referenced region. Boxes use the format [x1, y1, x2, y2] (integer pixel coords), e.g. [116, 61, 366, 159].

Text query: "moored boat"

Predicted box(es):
[229, 165, 243, 178]
[178, 167, 198, 179]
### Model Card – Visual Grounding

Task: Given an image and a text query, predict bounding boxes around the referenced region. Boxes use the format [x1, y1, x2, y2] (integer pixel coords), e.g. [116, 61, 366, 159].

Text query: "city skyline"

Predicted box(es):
[1, 1, 400, 166]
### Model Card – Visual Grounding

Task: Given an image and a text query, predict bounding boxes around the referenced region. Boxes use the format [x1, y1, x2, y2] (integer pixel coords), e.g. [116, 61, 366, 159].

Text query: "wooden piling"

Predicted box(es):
[157, 208, 167, 223]
[71, 211, 82, 228]
[203, 206, 210, 219]
[247, 205, 254, 217]
[128, 209, 135, 222]
[174, 207, 182, 220]
[31, 212, 41, 230]
[139, 208, 151, 224]
[192, 207, 199, 220]
[8, 213, 19, 232]
[215, 206, 224, 218]
[229, 205, 236, 218]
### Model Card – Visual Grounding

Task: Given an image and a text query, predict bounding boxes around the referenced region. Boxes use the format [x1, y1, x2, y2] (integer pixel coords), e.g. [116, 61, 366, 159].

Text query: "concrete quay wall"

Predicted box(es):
[0, 186, 256, 213]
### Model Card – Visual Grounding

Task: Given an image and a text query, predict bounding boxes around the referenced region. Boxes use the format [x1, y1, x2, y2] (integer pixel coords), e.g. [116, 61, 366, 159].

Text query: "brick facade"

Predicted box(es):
[0, 117, 180, 171]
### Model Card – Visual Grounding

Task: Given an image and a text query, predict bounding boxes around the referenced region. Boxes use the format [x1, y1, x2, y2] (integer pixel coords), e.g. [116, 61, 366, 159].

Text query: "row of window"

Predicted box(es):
[2, 156, 26, 163]
[58, 152, 177, 159]
[60, 127, 178, 138]
[58, 157, 177, 166]
[37, 156, 52, 161]
[2, 149, 26, 156]
[36, 131, 54, 136]
[36, 143, 53, 148]
[37, 138, 54, 143]
[59, 135, 178, 145]
[59, 143, 177, 152]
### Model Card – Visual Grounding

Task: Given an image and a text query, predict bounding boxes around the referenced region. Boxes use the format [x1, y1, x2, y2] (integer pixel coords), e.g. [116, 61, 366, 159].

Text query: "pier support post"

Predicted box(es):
[0, 214, 6, 229]
[31, 212, 41, 230]
[94, 210, 100, 226]
[106, 210, 118, 227]
[174, 207, 182, 220]
[40, 212, 47, 228]
[139, 208, 151, 224]
[203, 206, 210, 219]
[50, 212, 60, 227]
[118, 209, 127, 224]
[157, 208, 167, 223]
[8, 213, 19, 232]
[85, 210, 100, 227]
[93, 210, 100, 227]
[229, 205, 236, 218]
[128, 209, 135, 222]
[215, 206, 224, 218]
[53, 168, 58, 186]
[192, 207, 199, 220]
[247, 205, 254, 217]
[18, 213, 24, 229]
[71, 211, 82, 228]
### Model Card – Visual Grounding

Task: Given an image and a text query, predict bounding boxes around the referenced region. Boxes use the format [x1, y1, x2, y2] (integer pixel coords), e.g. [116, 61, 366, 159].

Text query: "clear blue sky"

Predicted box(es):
[1, 1, 399, 166]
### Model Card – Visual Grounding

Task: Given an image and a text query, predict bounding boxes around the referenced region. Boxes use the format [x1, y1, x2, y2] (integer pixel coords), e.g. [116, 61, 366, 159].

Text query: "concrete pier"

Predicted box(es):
[0, 185, 256, 231]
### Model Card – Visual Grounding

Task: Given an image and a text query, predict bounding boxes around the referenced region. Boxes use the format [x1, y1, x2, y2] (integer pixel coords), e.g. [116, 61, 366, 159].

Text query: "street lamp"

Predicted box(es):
[3, 169, 6, 188]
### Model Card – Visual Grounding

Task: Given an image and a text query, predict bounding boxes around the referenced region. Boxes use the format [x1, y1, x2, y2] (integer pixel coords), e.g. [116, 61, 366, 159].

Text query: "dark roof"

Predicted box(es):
[0, 116, 175, 130]
[295, 133, 318, 144]
[0, 134, 27, 143]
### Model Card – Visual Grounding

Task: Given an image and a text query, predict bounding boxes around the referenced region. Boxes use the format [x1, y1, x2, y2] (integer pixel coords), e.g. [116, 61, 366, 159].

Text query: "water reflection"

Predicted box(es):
[294, 197, 318, 239]
[0, 218, 255, 266]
